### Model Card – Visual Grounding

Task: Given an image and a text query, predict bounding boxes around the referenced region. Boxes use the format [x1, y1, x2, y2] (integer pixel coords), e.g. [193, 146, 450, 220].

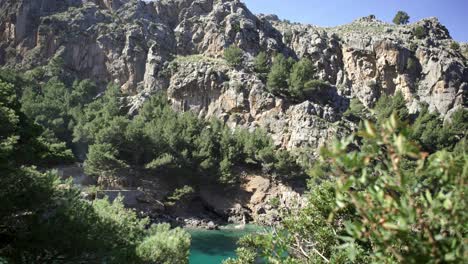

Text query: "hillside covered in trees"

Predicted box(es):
[0, 0, 467, 263]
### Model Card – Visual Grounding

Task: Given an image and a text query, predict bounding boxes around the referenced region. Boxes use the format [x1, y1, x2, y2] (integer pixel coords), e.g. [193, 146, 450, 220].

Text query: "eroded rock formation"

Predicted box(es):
[1, 0, 466, 155]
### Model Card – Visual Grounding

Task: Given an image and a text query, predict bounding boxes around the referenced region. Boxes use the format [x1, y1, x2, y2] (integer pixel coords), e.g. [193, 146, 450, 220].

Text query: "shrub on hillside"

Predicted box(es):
[344, 98, 368, 122]
[300, 79, 333, 103]
[406, 57, 420, 74]
[0, 76, 190, 263]
[226, 114, 467, 263]
[267, 54, 293, 95]
[450, 41, 460, 51]
[253, 51, 270, 74]
[373, 91, 409, 122]
[283, 30, 293, 43]
[413, 25, 426, 39]
[289, 57, 316, 99]
[224, 45, 244, 67]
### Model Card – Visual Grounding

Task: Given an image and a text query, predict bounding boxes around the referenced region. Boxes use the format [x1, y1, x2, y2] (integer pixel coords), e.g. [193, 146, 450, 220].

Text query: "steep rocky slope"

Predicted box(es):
[1, 0, 466, 155]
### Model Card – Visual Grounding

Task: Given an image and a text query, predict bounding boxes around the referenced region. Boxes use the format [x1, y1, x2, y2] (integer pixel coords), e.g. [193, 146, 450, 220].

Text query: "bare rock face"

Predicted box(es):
[198, 174, 306, 226]
[271, 16, 466, 113]
[166, 55, 349, 153]
[172, 0, 284, 56]
[0, 0, 466, 154]
[340, 40, 416, 107]
[0, 0, 175, 91]
[269, 21, 342, 84]
[415, 47, 466, 114]
[92, 0, 125, 11]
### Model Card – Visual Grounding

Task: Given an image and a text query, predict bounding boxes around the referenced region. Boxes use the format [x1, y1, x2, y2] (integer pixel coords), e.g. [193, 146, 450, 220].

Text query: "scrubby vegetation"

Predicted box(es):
[414, 25, 426, 39]
[373, 91, 409, 122]
[267, 54, 294, 95]
[372, 91, 466, 153]
[266, 54, 332, 102]
[343, 91, 466, 154]
[226, 88, 467, 263]
[406, 57, 420, 74]
[343, 98, 369, 122]
[0, 65, 307, 262]
[2, 67, 303, 189]
[0, 74, 190, 263]
[224, 45, 244, 67]
[450, 41, 460, 51]
[253, 51, 270, 76]
[283, 30, 293, 43]
[289, 58, 316, 98]
[226, 113, 467, 264]
[79, 91, 302, 185]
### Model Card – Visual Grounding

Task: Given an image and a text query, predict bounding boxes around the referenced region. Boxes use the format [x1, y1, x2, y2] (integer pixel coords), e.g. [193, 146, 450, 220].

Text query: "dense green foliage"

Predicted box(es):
[3, 65, 303, 186]
[0, 73, 74, 167]
[414, 26, 427, 39]
[450, 41, 460, 51]
[266, 55, 331, 102]
[393, 11, 410, 25]
[2, 61, 99, 159]
[224, 45, 244, 67]
[72, 84, 126, 155]
[226, 114, 467, 264]
[410, 104, 466, 152]
[165, 185, 195, 206]
[0, 63, 306, 262]
[343, 98, 369, 122]
[267, 54, 293, 95]
[373, 91, 409, 122]
[253, 51, 270, 75]
[372, 91, 467, 153]
[289, 58, 316, 99]
[81, 93, 302, 185]
[0, 74, 190, 263]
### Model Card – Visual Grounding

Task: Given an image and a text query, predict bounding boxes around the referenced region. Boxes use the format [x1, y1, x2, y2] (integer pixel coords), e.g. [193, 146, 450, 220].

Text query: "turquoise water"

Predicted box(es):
[188, 225, 262, 264]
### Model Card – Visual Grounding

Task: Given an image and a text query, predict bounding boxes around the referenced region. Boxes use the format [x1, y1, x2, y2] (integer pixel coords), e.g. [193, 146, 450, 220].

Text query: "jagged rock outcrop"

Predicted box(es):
[271, 15, 467, 113]
[167, 56, 349, 152]
[198, 174, 306, 226]
[0, 0, 466, 154]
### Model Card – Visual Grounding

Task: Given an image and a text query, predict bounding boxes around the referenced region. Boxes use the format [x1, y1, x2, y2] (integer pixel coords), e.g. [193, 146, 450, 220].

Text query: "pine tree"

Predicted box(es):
[267, 54, 292, 95]
[289, 57, 315, 99]
[253, 51, 270, 74]
[393, 11, 410, 25]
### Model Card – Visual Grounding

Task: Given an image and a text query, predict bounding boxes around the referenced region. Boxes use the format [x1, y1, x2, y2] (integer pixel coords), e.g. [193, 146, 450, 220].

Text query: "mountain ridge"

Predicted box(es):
[0, 0, 466, 154]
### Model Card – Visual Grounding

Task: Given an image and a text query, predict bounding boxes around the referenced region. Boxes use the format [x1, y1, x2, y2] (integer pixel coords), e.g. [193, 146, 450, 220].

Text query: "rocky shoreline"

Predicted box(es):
[56, 164, 306, 230]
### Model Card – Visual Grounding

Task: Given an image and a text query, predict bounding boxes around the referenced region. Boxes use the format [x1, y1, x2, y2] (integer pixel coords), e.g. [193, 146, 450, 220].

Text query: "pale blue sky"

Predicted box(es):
[242, 0, 467, 42]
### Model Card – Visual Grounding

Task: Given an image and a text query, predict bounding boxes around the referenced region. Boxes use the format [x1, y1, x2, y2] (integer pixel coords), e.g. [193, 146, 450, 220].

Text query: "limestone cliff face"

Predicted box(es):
[1, 0, 466, 154]
[272, 15, 467, 115]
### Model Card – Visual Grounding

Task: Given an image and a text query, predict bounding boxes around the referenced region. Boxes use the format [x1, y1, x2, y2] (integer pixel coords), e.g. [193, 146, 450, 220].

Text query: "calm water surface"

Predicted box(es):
[188, 224, 263, 264]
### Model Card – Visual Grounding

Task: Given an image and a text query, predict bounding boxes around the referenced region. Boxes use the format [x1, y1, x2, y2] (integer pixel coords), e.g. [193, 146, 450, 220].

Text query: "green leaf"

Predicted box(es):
[364, 120, 377, 138]
[443, 199, 453, 210]
[425, 190, 433, 204]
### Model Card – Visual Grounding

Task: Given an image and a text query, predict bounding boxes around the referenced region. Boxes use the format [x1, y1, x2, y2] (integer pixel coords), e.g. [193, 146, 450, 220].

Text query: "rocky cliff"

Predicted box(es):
[1, 0, 467, 154]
